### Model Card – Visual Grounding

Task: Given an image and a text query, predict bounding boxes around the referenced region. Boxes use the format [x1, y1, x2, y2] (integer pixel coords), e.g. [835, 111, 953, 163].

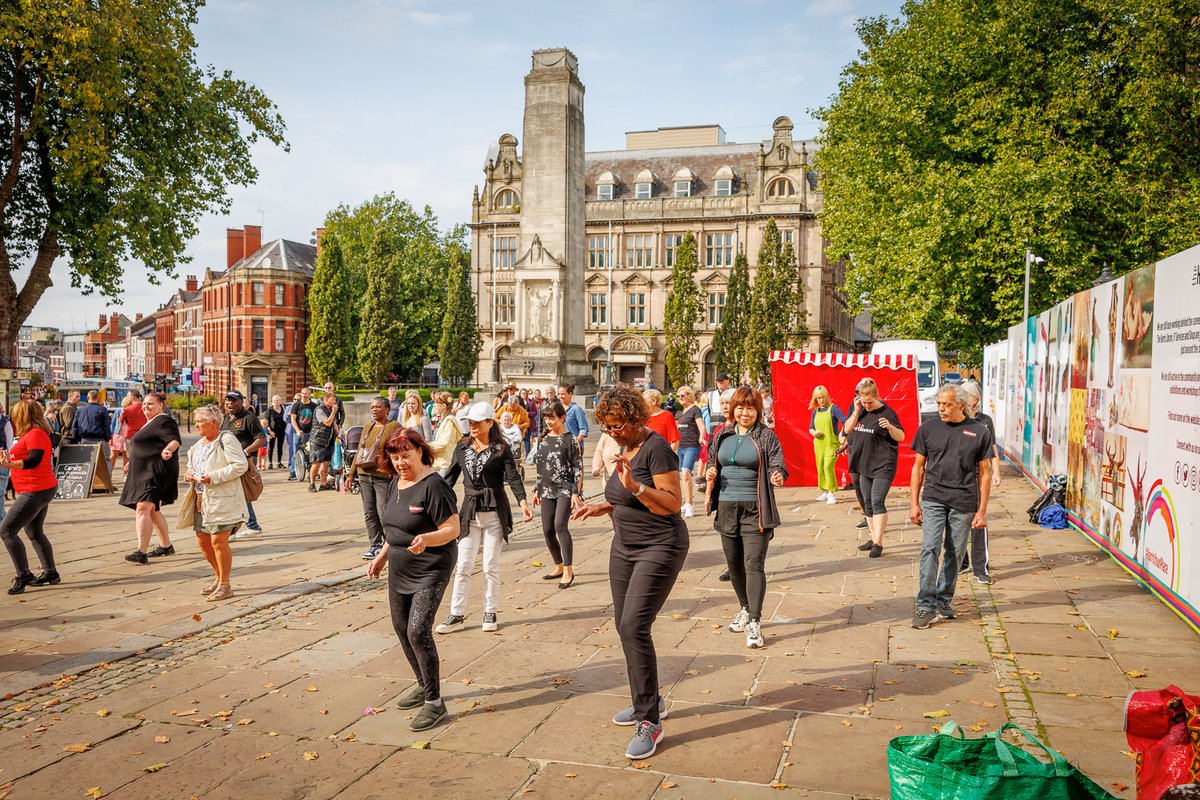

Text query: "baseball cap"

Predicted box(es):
[716, 372, 730, 382]
[466, 401, 495, 422]
[225, 390, 244, 400]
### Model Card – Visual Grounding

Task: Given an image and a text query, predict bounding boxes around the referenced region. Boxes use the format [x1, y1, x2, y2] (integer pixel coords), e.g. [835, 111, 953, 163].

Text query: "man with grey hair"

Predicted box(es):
[908, 384, 994, 629]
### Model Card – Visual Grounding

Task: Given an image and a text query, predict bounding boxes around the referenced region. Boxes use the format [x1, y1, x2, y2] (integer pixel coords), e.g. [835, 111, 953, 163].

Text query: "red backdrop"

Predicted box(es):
[769, 351, 921, 488]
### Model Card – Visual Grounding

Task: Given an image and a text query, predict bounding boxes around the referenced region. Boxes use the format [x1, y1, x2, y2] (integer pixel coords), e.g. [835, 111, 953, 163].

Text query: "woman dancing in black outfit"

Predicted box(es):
[366, 428, 461, 732]
[573, 386, 687, 760]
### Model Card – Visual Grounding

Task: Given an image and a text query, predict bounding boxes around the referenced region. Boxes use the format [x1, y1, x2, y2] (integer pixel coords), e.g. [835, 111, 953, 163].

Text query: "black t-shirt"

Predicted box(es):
[912, 417, 995, 513]
[381, 473, 459, 592]
[676, 405, 703, 449]
[311, 403, 337, 447]
[847, 402, 903, 479]
[221, 408, 264, 450]
[974, 412, 997, 445]
[606, 431, 688, 548]
[291, 400, 317, 433]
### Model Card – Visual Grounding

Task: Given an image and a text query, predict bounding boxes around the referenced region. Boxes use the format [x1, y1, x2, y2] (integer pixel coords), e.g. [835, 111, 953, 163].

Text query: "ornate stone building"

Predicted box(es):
[470, 51, 853, 391]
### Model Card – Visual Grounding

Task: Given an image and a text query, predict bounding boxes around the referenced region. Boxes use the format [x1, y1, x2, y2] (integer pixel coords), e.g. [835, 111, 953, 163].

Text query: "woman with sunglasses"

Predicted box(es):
[573, 386, 686, 760]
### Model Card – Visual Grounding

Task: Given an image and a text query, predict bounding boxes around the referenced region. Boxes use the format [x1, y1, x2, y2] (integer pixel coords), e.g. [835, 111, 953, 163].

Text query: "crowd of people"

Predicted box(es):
[0, 371, 1000, 761]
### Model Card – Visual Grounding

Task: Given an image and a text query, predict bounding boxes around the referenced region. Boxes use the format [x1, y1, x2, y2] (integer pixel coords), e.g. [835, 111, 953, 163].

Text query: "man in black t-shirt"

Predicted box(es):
[289, 387, 318, 479]
[307, 392, 339, 492]
[908, 385, 994, 629]
[222, 390, 268, 536]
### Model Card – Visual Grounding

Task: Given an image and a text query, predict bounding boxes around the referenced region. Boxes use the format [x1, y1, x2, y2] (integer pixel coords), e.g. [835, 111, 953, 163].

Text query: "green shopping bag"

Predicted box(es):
[888, 721, 1117, 800]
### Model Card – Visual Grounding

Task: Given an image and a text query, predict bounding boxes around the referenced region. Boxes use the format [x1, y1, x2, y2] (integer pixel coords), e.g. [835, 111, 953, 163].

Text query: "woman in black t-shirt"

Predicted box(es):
[673, 386, 706, 519]
[841, 377, 905, 558]
[572, 386, 687, 761]
[366, 428, 460, 733]
[533, 400, 583, 588]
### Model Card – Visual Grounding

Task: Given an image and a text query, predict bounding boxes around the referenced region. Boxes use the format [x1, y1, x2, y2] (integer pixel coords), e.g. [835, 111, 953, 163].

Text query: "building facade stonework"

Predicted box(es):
[470, 50, 853, 391]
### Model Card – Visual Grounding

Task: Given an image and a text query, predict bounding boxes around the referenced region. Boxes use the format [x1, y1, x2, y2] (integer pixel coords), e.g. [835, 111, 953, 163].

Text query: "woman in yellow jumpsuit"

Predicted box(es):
[809, 386, 846, 504]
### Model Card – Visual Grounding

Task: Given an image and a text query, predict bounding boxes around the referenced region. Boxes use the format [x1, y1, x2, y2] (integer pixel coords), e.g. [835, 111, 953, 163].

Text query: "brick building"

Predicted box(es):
[152, 277, 201, 387]
[82, 313, 131, 378]
[202, 225, 316, 401]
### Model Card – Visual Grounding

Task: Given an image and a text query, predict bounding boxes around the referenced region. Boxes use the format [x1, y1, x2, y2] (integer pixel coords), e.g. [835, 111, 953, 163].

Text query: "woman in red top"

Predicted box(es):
[1, 399, 60, 594]
[642, 390, 681, 452]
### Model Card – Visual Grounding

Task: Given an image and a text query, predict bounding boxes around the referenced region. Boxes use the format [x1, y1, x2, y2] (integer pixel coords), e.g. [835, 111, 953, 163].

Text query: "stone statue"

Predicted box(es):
[528, 286, 553, 339]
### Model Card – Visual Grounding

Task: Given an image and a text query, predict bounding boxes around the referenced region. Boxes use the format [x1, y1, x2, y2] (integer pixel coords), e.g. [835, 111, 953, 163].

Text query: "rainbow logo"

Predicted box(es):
[1145, 480, 1179, 590]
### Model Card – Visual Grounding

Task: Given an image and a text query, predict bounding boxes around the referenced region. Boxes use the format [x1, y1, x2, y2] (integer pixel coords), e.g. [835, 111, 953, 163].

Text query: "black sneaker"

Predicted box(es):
[125, 550, 148, 564]
[287, 475, 298, 481]
[857, 540, 875, 551]
[7, 573, 36, 595]
[435, 614, 465, 634]
[481, 612, 498, 632]
[856, 518, 869, 529]
[973, 573, 993, 585]
[936, 604, 956, 620]
[33, 570, 61, 586]
[869, 544, 883, 558]
[307, 484, 318, 493]
[718, 570, 731, 582]
[911, 609, 938, 629]
[147, 545, 176, 557]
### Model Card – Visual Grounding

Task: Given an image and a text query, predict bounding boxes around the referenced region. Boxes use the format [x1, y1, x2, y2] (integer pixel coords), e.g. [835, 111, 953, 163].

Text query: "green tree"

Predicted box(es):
[305, 231, 354, 383]
[438, 229, 481, 387]
[356, 232, 404, 387]
[712, 248, 750, 382]
[815, 0, 1200, 363]
[782, 241, 808, 349]
[746, 219, 793, 385]
[0, 0, 286, 366]
[663, 231, 703, 389]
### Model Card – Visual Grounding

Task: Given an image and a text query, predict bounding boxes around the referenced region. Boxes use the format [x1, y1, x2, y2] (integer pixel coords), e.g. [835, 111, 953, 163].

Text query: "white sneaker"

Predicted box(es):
[816, 491, 828, 501]
[729, 607, 750, 633]
[826, 494, 837, 505]
[232, 527, 262, 540]
[746, 621, 764, 649]
[681, 503, 694, 518]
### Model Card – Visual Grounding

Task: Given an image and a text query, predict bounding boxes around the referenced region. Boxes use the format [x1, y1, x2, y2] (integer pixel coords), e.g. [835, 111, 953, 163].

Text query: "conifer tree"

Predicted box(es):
[712, 247, 750, 383]
[356, 232, 405, 387]
[663, 231, 703, 388]
[745, 218, 792, 385]
[781, 240, 808, 348]
[438, 233, 481, 387]
[305, 231, 354, 383]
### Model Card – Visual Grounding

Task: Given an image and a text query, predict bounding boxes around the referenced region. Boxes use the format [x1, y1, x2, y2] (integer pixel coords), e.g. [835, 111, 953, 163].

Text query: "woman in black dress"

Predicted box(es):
[366, 428, 460, 732]
[572, 386, 687, 760]
[119, 392, 182, 564]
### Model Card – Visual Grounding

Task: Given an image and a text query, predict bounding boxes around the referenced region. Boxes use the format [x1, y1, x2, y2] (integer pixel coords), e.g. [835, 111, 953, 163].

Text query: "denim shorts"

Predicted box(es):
[678, 446, 700, 473]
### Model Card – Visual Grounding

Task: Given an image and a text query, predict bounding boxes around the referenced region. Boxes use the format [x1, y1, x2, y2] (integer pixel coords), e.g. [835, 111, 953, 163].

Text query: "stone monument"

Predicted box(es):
[500, 48, 596, 396]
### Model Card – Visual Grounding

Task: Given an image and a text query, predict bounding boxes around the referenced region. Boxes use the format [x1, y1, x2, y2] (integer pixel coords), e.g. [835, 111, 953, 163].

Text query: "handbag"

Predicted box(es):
[358, 422, 381, 466]
[177, 485, 197, 529]
[1126, 685, 1200, 800]
[888, 721, 1115, 800]
[222, 432, 262, 501]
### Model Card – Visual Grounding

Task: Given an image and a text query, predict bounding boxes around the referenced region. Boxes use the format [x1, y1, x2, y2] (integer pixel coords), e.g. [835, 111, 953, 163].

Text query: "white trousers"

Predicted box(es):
[449, 511, 505, 615]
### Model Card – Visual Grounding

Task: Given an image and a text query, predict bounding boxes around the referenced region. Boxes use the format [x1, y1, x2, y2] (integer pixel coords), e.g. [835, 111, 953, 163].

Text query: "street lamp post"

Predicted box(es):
[1022, 248, 1045, 324]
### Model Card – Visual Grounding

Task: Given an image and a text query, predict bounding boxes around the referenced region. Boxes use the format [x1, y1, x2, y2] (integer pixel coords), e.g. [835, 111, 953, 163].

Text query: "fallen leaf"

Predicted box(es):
[893, 724, 904, 730]
[841, 720, 852, 727]
[143, 763, 167, 773]
[531, 561, 544, 568]
[237, 718, 253, 726]
[1110, 783, 1128, 792]
[344, 732, 357, 742]
[192, 614, 201, 622]
[954, 660, 978, 667]
[1074, 625, 1089, 631]
[981, 702, 998, 708]
[1124, 670, 1147, 678]
[154, 736, 170, 744]
[303, 751, 319, 761]
[670, 614, 688, 620]
[969, 725, 983, 732]
[916, 664, 930, 670]
[923, 710, 950, 719]
[883, 679, 902, 685]
[771, 783, 789, 789]
[85, 789, 104, 799]
[951, 669, 966, 675]
[564, 772, 577, 778]
[782, 740, 794, 747]
[95, 709, 111, 717]
[411, 742, 430, 750]
[63, 743, 92, 753]
[684, 669, 699, 676]
[633, 761, 650, 769]
[255, 752, 272, 761]
[305, 685, 319, 692]
[661, 781, 678, 789]
[995, 687, 1014, 694]
[1108, 628, 1119, 639]
[170, 709, 196, 717]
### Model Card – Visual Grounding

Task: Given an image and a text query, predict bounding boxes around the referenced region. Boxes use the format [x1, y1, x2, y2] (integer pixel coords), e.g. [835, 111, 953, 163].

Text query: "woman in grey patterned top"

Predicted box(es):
[534, 400, 583, 588]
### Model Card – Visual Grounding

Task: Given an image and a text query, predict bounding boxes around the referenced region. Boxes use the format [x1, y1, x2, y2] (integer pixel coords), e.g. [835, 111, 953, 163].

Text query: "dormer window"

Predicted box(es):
[634, 169, 656, 199]
[596, 170, 618, 201]
[495, 188, 520, 209]
[714, 165, 736, 196]
[673, 167, 696, 198]
[767, 177, 795, 197]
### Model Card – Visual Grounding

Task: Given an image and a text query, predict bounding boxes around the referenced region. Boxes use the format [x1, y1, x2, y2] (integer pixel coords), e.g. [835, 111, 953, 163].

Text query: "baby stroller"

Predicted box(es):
[338, 425, 364, 495]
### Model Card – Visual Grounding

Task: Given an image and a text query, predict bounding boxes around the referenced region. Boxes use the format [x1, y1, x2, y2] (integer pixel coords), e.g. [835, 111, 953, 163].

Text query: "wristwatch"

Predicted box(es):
[634, 482, 647, 497]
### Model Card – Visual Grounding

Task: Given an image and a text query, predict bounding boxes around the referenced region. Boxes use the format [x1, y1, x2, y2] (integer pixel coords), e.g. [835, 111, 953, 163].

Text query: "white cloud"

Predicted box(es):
[403, 9, 473, 26]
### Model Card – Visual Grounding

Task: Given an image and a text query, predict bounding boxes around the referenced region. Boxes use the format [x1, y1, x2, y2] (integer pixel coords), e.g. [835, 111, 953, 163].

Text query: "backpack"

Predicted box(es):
[1027, 474, 1067, 524]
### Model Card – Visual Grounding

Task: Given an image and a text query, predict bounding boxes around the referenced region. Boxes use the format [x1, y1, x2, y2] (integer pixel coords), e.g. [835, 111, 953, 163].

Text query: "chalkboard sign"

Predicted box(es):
[54, 444, 112, 500]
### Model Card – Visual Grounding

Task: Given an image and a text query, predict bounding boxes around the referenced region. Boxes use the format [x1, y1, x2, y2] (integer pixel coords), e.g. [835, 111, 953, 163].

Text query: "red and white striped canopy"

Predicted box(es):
[769, 351, 916, 370]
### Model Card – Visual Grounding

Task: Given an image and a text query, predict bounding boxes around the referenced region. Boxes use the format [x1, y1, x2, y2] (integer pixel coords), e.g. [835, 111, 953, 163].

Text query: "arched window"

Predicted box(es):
[703, 350, 717, 391]
[495, 188, 520, 210]
[766, 177, 795, 197]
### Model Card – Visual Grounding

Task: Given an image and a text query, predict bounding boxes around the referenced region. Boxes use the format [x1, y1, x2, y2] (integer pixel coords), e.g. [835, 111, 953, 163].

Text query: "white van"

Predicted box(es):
[872, 339, 940, 419]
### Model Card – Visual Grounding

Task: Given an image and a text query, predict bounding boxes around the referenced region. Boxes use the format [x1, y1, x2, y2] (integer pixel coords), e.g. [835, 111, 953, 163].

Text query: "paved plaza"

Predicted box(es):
[1, 464, 1196, 799]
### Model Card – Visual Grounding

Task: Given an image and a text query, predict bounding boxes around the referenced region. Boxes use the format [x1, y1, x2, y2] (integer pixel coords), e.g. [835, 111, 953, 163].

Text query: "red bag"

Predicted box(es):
[1125, 685, 1200, 800]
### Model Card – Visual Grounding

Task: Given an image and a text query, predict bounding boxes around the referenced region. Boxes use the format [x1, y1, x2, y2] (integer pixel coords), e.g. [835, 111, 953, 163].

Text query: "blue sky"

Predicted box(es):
[31, 0, 904, 331]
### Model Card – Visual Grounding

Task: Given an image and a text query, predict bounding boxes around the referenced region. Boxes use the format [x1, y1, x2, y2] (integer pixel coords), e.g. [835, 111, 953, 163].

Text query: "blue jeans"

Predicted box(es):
[247, 501, 260, 530]
[286, 428, 297, 476]
[0, 466, 9, 518]
[917, 501, 971, 611]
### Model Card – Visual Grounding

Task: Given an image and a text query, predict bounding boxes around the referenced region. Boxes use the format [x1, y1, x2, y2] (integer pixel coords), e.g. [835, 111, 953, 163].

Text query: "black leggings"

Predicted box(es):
[539, 495, 574, 566]
[1, 488, 56, 577]
[610, 531, 689, 725]
[268, 432, 286, 464]
[388, 573, 450, 703]
[715, 500, 772, 621]
[851, 473, 893, 517]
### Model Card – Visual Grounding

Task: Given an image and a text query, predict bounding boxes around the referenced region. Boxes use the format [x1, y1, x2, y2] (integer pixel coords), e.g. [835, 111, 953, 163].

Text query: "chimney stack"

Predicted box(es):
[243, 225, 262, 259]
[314, 227, 326, 256]
[185, 274, 198, 292]
[136, 313, 143, 321]
[226, 228, 244, 268]
[98, 313, 107, 329]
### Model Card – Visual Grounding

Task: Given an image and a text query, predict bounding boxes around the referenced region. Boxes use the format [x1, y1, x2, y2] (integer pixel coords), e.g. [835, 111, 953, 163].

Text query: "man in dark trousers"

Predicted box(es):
[908, 384, 993, 629]
[222, 390, 267, 537]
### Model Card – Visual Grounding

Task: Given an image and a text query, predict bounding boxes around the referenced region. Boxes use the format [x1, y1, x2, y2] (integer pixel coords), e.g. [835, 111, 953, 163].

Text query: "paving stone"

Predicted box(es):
[652, 775, 853, 799]
[331, 748, 536, 800]
[519, 762, 662, 799]
[0, 707, 142, 781]
[446, 639, 597, 687]
[1012, 654, 1131, 696]
[1028, 692, 1127, 731]
[568, 651, 694, 697]
[781, 713, 897, 798]
[887, 622, 992, 667]
[752, 681, 871, 714]
[870, 664, 1008, 728]
[1001, 622, 1110, 657]
[201, 736, 397, 800]
[1039, 724, 1136, 798]
[433, 686, 573, 755]
[233, 673, 401, 739]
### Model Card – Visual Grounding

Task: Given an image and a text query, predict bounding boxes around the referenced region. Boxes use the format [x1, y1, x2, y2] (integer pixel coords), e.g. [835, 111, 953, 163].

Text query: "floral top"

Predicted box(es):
[534, 433, 583, 499]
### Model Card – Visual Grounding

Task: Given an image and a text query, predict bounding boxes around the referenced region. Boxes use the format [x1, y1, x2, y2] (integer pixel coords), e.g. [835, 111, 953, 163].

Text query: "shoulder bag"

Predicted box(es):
[228, 431, 263, 501]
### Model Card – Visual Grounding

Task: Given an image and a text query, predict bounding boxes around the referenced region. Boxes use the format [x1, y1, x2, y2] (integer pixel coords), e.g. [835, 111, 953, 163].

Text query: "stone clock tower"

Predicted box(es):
[500, 48, 595, 395]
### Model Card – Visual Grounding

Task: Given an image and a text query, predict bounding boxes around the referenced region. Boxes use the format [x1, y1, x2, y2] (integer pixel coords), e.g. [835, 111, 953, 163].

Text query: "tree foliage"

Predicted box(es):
[438, 228, 481, 388]
[0, 0, 287, 366]
[712, 248, 750, 383]
[305, 231, 354, 383]
[321, 193, 448, 383]
[356, 232, 404, 388]
[815, 0, 1200, 363]
[746, 219, 796, 385]
[663, 231, 703, 389]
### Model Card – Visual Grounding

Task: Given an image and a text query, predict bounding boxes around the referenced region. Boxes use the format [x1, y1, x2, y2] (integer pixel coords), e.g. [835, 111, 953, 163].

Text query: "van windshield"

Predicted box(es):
[917, 362, 937, 389]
